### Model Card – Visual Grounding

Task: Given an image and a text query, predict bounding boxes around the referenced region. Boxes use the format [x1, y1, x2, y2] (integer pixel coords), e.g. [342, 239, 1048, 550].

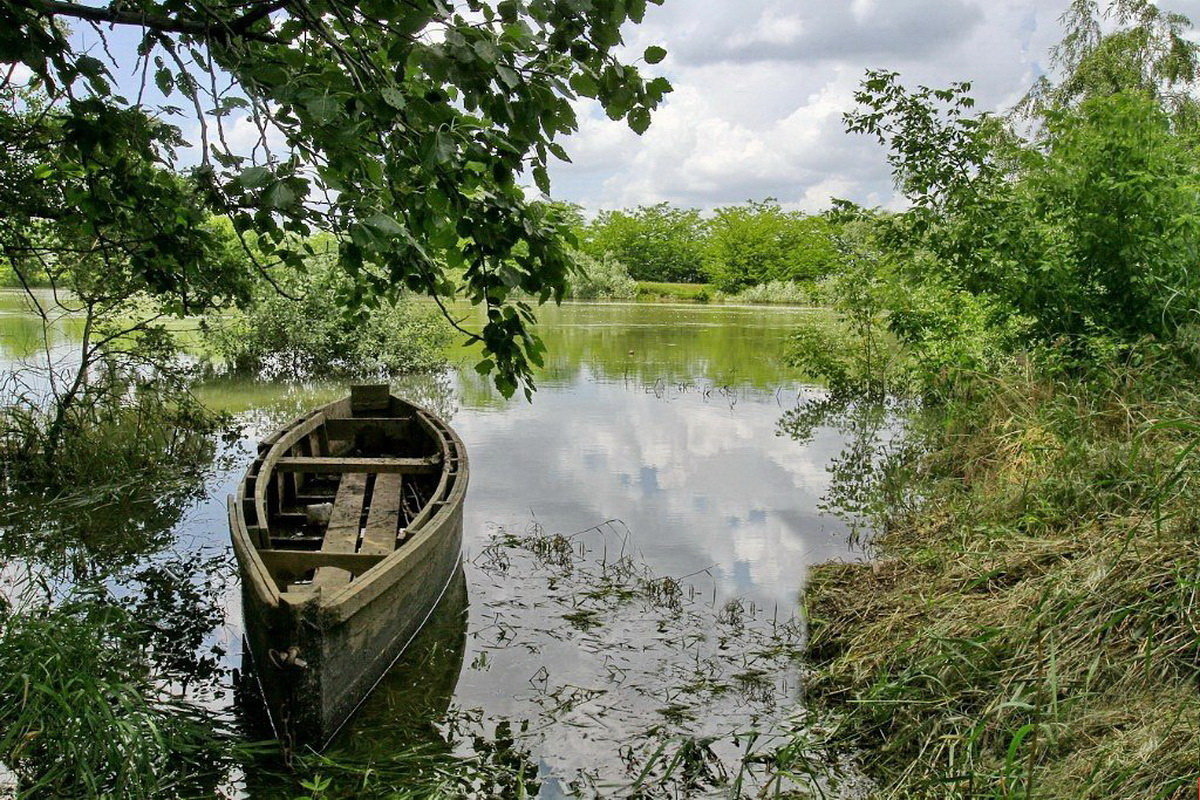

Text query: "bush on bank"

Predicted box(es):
[789, 5, 1200, 796]
[203, 248, 453, 378]
[565, 251, 638, 300]
[804, 358, 1200, 798]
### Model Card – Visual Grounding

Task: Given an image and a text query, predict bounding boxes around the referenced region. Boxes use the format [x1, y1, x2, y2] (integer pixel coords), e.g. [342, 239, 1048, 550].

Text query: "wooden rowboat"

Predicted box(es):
[228, 385, 468, 748]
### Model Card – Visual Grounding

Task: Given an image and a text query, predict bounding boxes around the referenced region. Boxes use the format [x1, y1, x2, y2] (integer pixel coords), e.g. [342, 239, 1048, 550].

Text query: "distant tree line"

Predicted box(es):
[570, 200, 844, 292]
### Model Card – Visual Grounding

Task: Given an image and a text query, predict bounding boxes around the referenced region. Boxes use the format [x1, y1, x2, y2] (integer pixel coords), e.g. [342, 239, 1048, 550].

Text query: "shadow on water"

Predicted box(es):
[238, 565, 479, 799]
[0, 420, 244, 798]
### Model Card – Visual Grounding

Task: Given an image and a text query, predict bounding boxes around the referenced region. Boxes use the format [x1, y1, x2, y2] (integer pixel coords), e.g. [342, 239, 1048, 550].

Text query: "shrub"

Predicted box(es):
[565, 252, 637, 299]
[204, 249, 452, 378]
[727, 280, 812, 305]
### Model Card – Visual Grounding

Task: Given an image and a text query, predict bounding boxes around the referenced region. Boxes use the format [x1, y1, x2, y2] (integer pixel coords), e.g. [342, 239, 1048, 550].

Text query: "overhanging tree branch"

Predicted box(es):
[11, 0, 283, 43]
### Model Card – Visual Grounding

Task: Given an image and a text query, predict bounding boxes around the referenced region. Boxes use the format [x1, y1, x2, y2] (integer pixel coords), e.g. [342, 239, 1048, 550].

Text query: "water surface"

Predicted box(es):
[1, 293, 864, 796]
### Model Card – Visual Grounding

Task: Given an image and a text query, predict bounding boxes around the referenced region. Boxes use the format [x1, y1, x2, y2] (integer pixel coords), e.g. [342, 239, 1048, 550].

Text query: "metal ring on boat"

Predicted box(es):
[268, 646, 308, 671]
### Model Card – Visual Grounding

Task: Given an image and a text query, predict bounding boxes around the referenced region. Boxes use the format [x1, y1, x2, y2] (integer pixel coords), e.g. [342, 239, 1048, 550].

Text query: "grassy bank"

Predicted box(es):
[633, 280, 816, 305]
[635, 280, 714, 302]
[802, 361, 1200, 798]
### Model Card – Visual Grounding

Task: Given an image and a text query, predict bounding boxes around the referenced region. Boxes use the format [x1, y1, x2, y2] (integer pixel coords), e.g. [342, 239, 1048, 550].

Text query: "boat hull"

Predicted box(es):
[230, 391, 468, 748]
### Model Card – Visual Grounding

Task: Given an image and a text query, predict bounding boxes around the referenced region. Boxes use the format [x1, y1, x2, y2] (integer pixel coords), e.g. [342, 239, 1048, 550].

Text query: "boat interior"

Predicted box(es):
[236, 388, 461, 594]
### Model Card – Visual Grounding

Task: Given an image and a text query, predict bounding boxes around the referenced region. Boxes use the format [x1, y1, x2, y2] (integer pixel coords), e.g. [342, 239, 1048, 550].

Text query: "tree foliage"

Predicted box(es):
[795, 0, 1200, 402]
[0, 83, 249, 312]
[0, 0, 672, 397]
[580, 202, 707, 283]
[848, 70, 1200, 354]
[1021, 0, 1200, 121]
[703, 200, 839, 291]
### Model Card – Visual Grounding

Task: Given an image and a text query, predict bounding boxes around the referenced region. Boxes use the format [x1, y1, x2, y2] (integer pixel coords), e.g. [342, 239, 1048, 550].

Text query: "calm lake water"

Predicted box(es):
[0, 291, 867, 797]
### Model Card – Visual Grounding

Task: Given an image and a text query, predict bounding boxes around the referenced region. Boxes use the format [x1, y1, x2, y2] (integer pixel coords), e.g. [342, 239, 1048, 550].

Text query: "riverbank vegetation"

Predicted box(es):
[4, 0, 1199, 794]
[573, 199, 842, 303]
[201, 241, 453, 378]
[791, 1, 1200, 796]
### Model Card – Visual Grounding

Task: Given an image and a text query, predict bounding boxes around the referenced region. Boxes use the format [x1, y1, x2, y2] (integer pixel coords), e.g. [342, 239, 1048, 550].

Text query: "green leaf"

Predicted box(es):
[532, 165, 550, 194]
[380, 87, 407, 110]
[434, 131, 455, 164]
[497, 65, 520, 89]
[365, 213, 405, 236]
[643, 46, 667, 64]
[306, 95, 341, 124]
[495, 372, 517, 399]
[547, 142, 571, 162]
[154, 67, 174, 96]
[238, 166, 271, 189]
[646, 76, 672, 103]
[265, 180, 297, 209]
[628, 107, 652, 135]
[570, 72, 599, 97]
[473, 39, 500, 64]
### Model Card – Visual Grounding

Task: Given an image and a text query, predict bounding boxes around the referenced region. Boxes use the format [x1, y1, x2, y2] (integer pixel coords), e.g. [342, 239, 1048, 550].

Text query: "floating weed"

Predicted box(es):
[717, 598, 747, 629]
[458, 520, 868, 797]
[562, 608, 604, 631]
[523, 530, 577, 571]
[732, 669, 775, 706]
[644, 575, 685, 613]
[629, 735, 728, 797]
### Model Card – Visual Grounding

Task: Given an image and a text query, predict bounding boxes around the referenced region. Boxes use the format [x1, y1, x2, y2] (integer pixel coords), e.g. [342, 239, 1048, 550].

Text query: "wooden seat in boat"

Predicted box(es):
[311, 471, 407, 587]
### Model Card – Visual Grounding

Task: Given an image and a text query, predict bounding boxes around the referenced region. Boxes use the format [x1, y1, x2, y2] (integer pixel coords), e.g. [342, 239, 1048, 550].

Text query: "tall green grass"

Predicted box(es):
[0, 598, 238, 798]
[803, 357, 1200, 798]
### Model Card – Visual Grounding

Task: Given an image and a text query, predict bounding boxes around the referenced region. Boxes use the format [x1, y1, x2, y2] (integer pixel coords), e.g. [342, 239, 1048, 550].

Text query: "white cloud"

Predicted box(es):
[726, 9, 807, 49]
[851, 0, 877, 24]
[4, 63, 33, 85]
[549, 0, 1079, 212]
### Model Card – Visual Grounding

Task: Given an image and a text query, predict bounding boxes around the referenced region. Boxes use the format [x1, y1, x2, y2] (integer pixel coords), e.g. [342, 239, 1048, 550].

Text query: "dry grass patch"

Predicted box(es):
[804, 366, 1200, 799]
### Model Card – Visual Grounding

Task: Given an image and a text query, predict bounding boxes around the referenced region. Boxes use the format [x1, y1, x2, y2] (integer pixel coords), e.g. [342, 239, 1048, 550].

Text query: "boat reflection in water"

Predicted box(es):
[238, 560, 468, 741]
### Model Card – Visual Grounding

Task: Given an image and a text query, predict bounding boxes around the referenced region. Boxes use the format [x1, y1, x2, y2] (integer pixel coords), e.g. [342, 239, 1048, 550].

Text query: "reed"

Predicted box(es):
[0, 597, 239, 798]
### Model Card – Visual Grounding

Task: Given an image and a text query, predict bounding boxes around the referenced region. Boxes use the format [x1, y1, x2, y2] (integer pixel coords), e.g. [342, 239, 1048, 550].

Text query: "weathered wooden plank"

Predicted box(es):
[261, 549, 385, 576]
[324, 417, 413, 440]
[362, 474, 403, 555]
[273, 456, 440, 474]
[312, 472, 368, 587]
[253, 411, 327, 537]
[351, 384, 390, 414]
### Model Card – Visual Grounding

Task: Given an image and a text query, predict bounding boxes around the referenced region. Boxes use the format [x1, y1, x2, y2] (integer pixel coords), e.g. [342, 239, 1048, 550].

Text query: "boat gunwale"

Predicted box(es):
[232, 395, 469, 620]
